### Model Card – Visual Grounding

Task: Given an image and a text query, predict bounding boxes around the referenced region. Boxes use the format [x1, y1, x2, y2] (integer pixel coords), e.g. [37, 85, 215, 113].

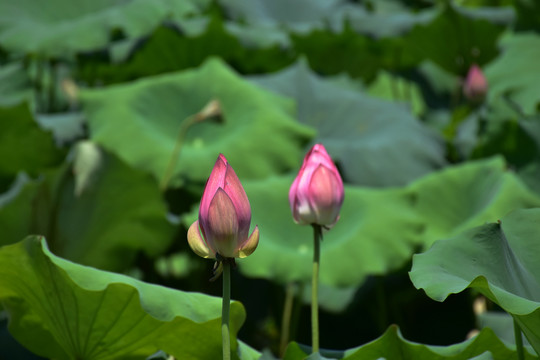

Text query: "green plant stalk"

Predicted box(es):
[514, 318, 525, 360]
[280, 282, 296, 356]
[291, 282, 304, 343]
[311, 225, 322, 353]
[48, 59, 57, 113]
[222, 261, 231, 360]
[35, 57, 45, 112]
[159, 115, 196, 191]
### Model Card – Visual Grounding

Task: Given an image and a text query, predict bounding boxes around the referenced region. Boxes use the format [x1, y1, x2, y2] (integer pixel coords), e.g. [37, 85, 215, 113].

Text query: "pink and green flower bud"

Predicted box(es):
[289, 144, 344, 227]
[187, 154, 259, 259]
[463, 64, 488, 102]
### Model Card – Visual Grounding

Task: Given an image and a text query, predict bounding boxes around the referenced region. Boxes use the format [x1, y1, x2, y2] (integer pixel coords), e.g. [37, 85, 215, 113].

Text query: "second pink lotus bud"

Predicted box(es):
[289, 144, 344, 227]
[463, 64, 488, 102]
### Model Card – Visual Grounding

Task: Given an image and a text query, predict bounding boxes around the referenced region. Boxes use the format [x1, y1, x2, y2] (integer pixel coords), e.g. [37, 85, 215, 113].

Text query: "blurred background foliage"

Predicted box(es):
[1, 0, 540, 358]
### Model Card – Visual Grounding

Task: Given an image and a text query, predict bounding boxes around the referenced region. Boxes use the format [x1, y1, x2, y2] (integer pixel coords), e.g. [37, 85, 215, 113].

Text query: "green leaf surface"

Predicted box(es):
[237, 175, 423, 287]
[417, 60, 461, 99]
[329, 3, 437, 39]
[225, 21, 290, 48]
[485, 33, 540, 116]
[514, 0, 540, 32]
[303, 284, 358, 313]
[0, 147, 175, 271]
[78, 21, 244, 85]
[0, 173, 42, 247]
[284, 326, 533, 359]
[35, 112, 86, 146]
[410, 208, 540, 356]
[367, 70, 427, 116]
[0, 62, 31, 106]
[0, 102, 64, 177]
[410, 156, 540, 247]
[237, 340, 262, 360]
[518, 159, 540, 197]
[470, 113, 540, 169]
[0, 236, 246, 360]
[78, 18, 295, 86]
[218, 0, 344, 32]
[291, 28, 419, 83]
[0, 0, 206, 56]
[81, 58, 314, 184]
[405, 4, 505, 74]
[249, 59, 446, 187]
[477, 311, 533, 352]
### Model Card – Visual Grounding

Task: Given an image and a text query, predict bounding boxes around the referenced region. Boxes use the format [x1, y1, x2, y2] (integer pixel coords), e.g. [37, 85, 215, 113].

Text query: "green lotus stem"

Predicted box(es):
[280, 282, 296, 356]
[514, 318, 524, 360]
[48, 59, 57, 113]
[160, 100, 222, 191]
[222, 261, 231, 360]
[291, 282, 304, 343]
[35, 57, 45, 112]
[159, 115, 196, 191]
[311, 225, 322, 353]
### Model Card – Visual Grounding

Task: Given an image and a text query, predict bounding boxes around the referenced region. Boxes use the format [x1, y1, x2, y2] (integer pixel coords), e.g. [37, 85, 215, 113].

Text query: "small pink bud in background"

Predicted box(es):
[289, 144, 344, 227]
[463, 64, 488, 102]
[187, 154, 259, 259]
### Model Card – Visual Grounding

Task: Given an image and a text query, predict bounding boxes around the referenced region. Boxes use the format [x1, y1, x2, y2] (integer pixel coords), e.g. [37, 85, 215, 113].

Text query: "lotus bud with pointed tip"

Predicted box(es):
[187, 154, 259, 260]
[289, 144, 344, 227]
[463, 64, 488, 102]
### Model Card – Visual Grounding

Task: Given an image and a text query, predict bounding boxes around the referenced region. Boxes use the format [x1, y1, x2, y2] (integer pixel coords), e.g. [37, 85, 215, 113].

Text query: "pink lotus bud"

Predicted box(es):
[463, 64, 488, 102]
[187, 154, 259, 259]
[289, 144, 344, 227]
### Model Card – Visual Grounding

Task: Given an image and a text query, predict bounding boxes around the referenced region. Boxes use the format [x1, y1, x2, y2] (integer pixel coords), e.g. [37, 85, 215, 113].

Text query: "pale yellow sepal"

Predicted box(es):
[237, 226, 259, 258]
[187, 220, 215, 259]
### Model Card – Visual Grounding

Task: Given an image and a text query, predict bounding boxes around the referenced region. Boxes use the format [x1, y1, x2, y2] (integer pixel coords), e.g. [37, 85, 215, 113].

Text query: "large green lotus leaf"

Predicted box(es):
[0, 102, 64, 177]
[410, 208, 540, 356]
[417, 60, 461, 99]
[518, 159, 540, 197]
[35, 112, 86, 146]
[367, 70, 427, 116]
[468, 112, 540, 169]
[0, 146, 175, 271]
[237, 175, 422, 287]
[0, 62, 31, 106]
[54, 145, 176, 270]
[220, 0, 432, 40]
[249, 59, 446, 187]
[218, 0, 344, 31]
[0, 173, 42, 247]
[478, 311, 533, 352]
[81, 58, 314, 184]
[78, 20, 294, 86]
[225, 21, 290, 48]
[236, 341, 262, 360]
[514, 0, 540, 32]
[291, 28, 421, 83]
[409, 156, 540, 247]
[283, 326, 535, 359]
[0, 0, 207, 56]
[404, 3, 505, 74]
[328, 2, 437, 39]
[145, 341, 260, 360]
[0, 236, 246, 360]
[485, 33, 540, 116]
[105, 21, 244, 80]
